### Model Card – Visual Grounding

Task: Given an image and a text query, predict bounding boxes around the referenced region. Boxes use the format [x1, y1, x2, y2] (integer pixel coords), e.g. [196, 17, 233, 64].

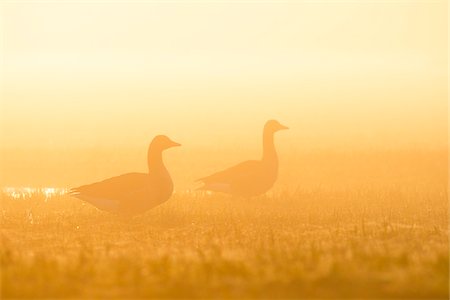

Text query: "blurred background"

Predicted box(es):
[0, 1, 447, 188]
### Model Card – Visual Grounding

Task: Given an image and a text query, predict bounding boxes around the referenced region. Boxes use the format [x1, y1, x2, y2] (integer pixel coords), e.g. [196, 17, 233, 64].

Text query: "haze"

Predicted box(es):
[0, 1, 447, 187]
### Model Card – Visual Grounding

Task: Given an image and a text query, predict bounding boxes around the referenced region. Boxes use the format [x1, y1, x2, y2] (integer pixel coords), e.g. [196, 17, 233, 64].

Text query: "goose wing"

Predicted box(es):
[70, 172, 149, 200]
[198, 160, 261, 186]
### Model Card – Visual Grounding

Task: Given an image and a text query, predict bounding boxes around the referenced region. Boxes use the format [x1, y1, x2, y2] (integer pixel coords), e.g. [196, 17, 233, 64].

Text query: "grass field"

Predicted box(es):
[1, 151, 449, 299]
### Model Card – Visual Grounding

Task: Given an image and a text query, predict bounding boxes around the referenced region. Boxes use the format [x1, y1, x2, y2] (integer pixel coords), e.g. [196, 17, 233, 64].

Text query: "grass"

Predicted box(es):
[1, 181, 448, 299]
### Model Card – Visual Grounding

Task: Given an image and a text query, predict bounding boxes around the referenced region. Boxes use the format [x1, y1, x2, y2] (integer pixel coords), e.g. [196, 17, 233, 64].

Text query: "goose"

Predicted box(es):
[70, 135, 180, 216]
[197, 120, 288, 197]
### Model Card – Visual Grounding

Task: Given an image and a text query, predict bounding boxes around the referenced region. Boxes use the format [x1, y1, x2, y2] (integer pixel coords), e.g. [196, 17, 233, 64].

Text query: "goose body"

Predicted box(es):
[70, 135, 180, 216]
[198, 120, 288, 197]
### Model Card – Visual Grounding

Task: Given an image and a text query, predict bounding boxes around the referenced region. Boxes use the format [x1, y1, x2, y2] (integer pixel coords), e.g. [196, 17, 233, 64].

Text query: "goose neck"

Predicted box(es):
[262, 130, 277, 163]
[147, 148, 166, 172]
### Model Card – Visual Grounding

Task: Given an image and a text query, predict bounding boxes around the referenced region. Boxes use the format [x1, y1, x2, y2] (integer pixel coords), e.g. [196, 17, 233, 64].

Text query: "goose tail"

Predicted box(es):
[67, 188, 81, 196]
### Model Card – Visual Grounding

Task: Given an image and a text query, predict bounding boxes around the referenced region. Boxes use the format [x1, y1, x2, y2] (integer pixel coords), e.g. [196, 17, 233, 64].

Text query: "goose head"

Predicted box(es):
[150, 135, 181, 152]
[264, 120, 289, 134]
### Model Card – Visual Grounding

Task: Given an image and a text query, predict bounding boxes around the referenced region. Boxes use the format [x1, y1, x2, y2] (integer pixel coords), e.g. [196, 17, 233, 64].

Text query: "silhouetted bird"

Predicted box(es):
[70, 135, 180, 216]
[197, 120, 288, 197]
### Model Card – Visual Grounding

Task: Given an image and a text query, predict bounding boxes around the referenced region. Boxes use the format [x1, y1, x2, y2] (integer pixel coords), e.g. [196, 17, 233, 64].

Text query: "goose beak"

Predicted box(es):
[169, 140, 181, 147]
[278, 124, 289, 130]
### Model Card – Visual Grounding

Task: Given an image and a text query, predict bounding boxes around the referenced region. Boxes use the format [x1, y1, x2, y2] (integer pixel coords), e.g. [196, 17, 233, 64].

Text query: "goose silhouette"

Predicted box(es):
[70, 135, 180, 216]
[197, 120, 288, 197]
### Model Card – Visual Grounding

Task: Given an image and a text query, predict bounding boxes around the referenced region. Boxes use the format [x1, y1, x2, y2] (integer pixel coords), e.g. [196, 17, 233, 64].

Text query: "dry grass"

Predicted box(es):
[1, 181, 448, 299]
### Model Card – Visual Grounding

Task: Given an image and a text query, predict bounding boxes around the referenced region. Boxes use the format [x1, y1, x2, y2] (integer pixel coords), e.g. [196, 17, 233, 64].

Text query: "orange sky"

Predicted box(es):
[0, 1, 448, 186]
